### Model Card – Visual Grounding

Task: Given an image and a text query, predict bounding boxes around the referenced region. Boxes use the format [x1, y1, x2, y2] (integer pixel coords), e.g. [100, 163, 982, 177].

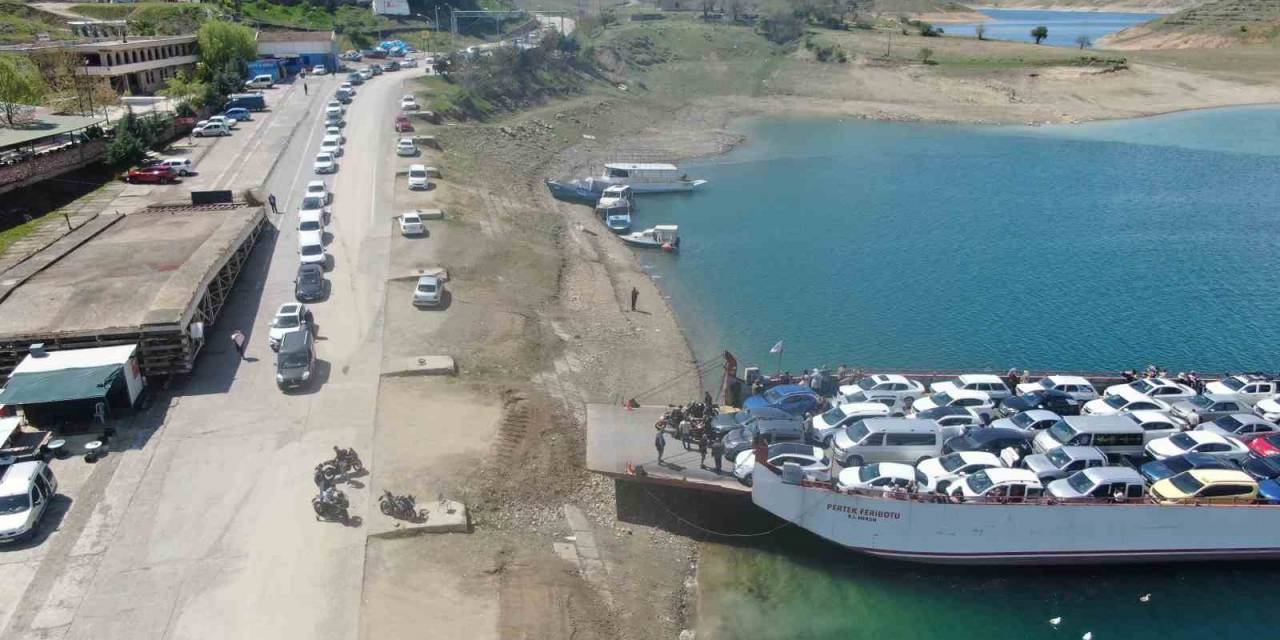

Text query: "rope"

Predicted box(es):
[640, 484, 796, 538]
[630, 353, 725, 401]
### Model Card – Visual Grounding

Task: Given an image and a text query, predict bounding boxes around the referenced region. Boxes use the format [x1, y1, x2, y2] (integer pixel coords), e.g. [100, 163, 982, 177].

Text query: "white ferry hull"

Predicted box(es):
[752, 468, 1280, 565]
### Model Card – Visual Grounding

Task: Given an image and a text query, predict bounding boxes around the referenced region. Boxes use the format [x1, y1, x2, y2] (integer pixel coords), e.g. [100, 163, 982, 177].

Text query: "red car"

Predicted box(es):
[127, 165, 177, 184]
[1249, 432, 1280, 457]
[393, 113, 413, 132]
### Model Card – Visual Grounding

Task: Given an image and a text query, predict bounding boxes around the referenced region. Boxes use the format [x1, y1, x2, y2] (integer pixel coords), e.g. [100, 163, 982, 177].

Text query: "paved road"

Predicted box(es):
[0, 67, 405, 640]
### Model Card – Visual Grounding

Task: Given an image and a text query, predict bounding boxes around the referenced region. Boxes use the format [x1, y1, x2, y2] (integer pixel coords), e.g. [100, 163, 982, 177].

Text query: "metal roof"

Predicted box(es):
[12, 345, 136, 374]
[0, 114, 106, 151]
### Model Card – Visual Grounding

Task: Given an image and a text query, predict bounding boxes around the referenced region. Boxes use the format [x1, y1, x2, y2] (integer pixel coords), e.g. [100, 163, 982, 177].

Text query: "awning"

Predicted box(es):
[0, 364, 123, 406]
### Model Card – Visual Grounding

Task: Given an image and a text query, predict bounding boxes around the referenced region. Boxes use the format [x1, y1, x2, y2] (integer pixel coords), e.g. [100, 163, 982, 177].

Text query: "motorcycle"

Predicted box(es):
[332, 446, 364, 475]
[312, 487, 353, 524]
[379, 490, 424, 521]
[314, 460, 341, 488]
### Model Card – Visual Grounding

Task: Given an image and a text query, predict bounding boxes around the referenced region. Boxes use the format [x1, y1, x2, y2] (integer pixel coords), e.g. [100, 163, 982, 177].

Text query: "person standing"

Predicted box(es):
[698, 435, 708, 469]
[630, 286, 639, 312]
[710, 438, 724, 475]
[303, 83, 308, 96]
[230, 329, 246, 360]
[654, 429, 666, 463]
[268, 193, 278, 214]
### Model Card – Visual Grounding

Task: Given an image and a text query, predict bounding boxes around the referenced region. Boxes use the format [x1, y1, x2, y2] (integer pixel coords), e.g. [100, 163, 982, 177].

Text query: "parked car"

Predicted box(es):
[1206, 374, 1279, 405]
[338, 82, 355, 95]
[222, 107, 252, 122]
[835, 374, 926, 408]
[913, 406, 986, 430]
[386, 60, 401, 71]
[324, 106, 344, 125]
[991, 409, 1060, 433]
[1197, 413, 1280, 442]
[324, 126, 345, 144]
[275, 328, 316, 390]
[1145, 431, 1250, 464]
[396, 138, 417, 156]
[742, 384, 825, 417]
[997, 389, 1083, 417]
[400, 94, 418, 110]
[942, 428, 1034, 457]
[407, 164, 430, 189]
[831, 418, 958, 467]
[1021, 445, 1108, 483]
[226, 93, 267, 111]
[245, 74, 275, 89]
[325, 100, 346, 115]
[807, 402, 890, 445]
[1239, 454, 1280, 482]
[304, 180, 330, 204]
[0, 461, 58, 543]
[1149, 469, 1257, 504]
[312, 64, 328, 75]
[733, 443, 829, 487]
[910, 389, 994, 419]
[1253, 396, 1280, 422]
[1170, 394, 1251, 426]
[394, 113, 413, 132]
[1047, 467, 1146, 500]
[1248, 432, 1280, 458]
[314, 152, 336, 174]
[149, 157, 195, 176]
[723, 419, 807, 461]
[1258, 479, 1280, 504]
[1139, 452, 1239, 484]
[370, 64, 383, 75]
[1104, 377, 1196, 402]
[127, 165, 177, 184]
[206, 115, 237, 129]
[709, 407, 796, 441]
[945, 468, 1044, 501]
[268, 303, 312, 351]
[346, 71, 364, 84]
[298, 230, 326, 266]
[915, 451, 1004, 494]
[1081, 387, 1171, 416]
[1123, 410, 1183, 444]
[358, 68, 373, 80]
[1032, 415, 1147, 458]
[1016, 375, 1098, 402]
[929, 374, 1012, 402]
[412, 274, 444, 307]
[399, 211, 426, 235]
[837, 462, 930, 493]
[298, 209, 324, 234]
[320, 134, 343, 157]
[294, 263, 326, 302]
[192, 121, 229, 137]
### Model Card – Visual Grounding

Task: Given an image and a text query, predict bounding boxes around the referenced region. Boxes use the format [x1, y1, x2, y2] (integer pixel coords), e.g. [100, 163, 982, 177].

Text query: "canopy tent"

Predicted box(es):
[0, 364, 122, 406]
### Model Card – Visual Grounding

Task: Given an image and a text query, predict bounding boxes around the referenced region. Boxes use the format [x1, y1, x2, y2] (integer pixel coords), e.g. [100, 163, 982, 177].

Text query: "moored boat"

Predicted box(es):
[620, 225, 679, 251]
[593, 163, 707, 193]
[594, 185, 635, 218]
[544, 178, 599, 204]
[606, 211, 633, 234]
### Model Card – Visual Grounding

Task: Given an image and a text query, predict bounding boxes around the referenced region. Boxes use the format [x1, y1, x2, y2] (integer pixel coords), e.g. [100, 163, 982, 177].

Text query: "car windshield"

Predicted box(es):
[1046, 448, 1071, 468]
[1047, 420, 1077, 444]
[762, 388, 784, 404]
[317, 154, 332, 162]
[1104, 395, 1128, 409]
[859, 464, 881, 482]
[842, 391, 868, 403]
[274, 314, 299, 328]
[280, 352, 309, 368]
[299, 220, 321, 231]
[418, 283, 437, 293]
[1039, 379, 1055, 390]
[1169, 472, 1204, 495]
[939, 453, 966, 472]
[1161, 457, 1192, 474]
[1220, 377, 1245, 391]
[301, 196, 324, 209]
[1189, 395, 1213, 408]
[299, 270, 320, 285]
[818, 407, 845, 425]
[845, 422, 870, 444]
[929, 392, 953, 406]
[1066, 472, 1096, 494]
[409, 170, 427, 178]
[0, 493, 31, 514]
[1011, 412, 1035, 428]
[966, 471, 994, 494]
[1131, 380, 1155, 394]
[1216, 416, 1243, 431]
[856, 379, 877, 390]
[301, 245, 322, 256]
[1170, 433, 1197, 450]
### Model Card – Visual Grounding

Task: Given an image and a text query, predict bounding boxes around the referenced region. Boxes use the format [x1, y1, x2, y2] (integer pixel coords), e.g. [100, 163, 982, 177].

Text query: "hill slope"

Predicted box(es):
[970, 0, 1202, 11]
[0, 1, 72, 44]
[1099, 0, 1280, 48]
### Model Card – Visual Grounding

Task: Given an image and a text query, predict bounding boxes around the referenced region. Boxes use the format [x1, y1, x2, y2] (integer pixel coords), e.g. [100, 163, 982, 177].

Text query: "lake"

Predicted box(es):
[627, 106, 1280, 639]
[945, 8, 1162, 48]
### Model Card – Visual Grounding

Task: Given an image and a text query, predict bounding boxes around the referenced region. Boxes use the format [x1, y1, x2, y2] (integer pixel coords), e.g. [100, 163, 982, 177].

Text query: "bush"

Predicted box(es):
[759, 8, 805, 44]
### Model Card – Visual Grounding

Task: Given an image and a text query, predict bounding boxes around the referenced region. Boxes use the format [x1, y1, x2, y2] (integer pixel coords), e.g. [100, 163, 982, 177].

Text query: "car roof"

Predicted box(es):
[968, 428, 1030, 442]
[866, 462, 917, 479]
[939, 388, 989, 400]
[1110, 386, 1152, 401]
[922, 406, 970, 417]
[957, 374, 1003, 384]
[306, 180, 326, 188]
[1215, 413, 1271, 426]
[1181, 431, 1232, 444]
[399, 138, 414, 144]
[316, 152, 333, 159]
[298, 263, 323, 274]
[1047, 375, 1091, 386]
[1078, 466, 1144, 483]
[981, 468, 1041, 485]
[1186, 469, 1254, 484]
[299, 230, 323, 244]
[1126, 410, 1174, 424]
[872, 374, 909, 384]
[862, 418, 936, 432]
[322, 135, 340, 142]
[416, 274, 439, 285]
[1055, 446, 1106, 460]
[409, 163, 426, 171]
[403, 211, 421, 219]
[1197, 393, 1236, 402]
[950, 451, 1002, 465]
[1023, 409, 1060, 421]
[0, 461, 41, 496]
[298, 209, 322, 221]
[277, 303, 301, 314]
[769, 384, 815, 396]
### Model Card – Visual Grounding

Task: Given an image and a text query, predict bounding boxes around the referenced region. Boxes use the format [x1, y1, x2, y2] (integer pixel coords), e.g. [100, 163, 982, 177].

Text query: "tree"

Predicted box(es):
[975, 23, 987, 41]
[919, 47, 934, 64]
[158, 71, 209, 110]
[701, 0, 717, 21]
[197, 20, 256, 80]
[726, 0, 745, 22]
[1031, 25, 1048, 45]
[1076, 35, 1092, 49]
[0, 54, 46, 128]
[759, 8, 805, 44]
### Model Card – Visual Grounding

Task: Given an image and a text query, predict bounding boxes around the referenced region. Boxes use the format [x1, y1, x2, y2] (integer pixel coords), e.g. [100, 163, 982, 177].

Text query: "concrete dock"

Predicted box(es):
[586, 403, 748, 495]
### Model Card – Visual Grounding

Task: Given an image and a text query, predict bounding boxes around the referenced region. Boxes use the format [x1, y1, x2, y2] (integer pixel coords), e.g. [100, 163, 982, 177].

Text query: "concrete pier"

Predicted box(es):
[586, 403, 748, 495]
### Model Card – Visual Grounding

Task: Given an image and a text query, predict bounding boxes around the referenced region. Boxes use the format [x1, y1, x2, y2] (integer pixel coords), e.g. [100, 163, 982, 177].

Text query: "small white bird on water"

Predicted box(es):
[1082, 633, 1093, 640]
[1140, 593, 1152, 602]
[1049, 617, 1062, 626]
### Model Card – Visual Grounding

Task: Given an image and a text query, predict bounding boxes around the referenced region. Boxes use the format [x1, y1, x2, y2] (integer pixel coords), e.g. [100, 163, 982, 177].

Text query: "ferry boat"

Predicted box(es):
[751, 458, 1280, 565]
[593, 163, 707, 193]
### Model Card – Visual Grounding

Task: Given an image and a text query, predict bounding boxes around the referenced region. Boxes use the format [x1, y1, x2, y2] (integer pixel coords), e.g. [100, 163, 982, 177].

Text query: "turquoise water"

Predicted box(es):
[946, 9, 1162, 48]
[630, 107, 1280, 639]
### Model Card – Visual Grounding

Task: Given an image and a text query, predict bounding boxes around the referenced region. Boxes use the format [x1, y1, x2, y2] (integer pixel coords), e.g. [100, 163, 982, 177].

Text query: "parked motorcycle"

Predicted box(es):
[312, 487, 352, 524]
[314, 461, 341, 488]
[379, 490, 424, 521]
[332, 446, 364, 475]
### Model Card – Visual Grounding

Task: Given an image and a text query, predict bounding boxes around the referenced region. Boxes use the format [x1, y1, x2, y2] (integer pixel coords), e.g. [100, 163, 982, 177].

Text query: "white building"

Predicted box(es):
[255, 31, 338, 71]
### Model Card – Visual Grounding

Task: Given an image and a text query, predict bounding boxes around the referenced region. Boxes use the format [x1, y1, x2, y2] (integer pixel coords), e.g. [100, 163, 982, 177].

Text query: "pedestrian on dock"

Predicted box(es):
[630, 286, 639, 312]
[654, 429, 666, 463]
[230, 329, 246, 360]
[698, 434, 708, 469]
[711, 438, 724, 474]
[268, 193, 278, 214]
[303, 83, 308, 96]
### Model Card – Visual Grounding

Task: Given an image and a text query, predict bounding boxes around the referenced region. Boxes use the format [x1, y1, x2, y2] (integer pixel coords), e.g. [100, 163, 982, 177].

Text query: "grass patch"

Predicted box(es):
[68, 3, 211, 35]
[0, 216, 47, 257]
[0, 0, 73, 44]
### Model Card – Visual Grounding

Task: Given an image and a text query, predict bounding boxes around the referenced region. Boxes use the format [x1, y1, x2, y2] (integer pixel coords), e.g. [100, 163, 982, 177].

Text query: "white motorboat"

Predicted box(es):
[594, 185, 635, 218]
[620, 225, 679, 251]
[592, 163, 706, 193]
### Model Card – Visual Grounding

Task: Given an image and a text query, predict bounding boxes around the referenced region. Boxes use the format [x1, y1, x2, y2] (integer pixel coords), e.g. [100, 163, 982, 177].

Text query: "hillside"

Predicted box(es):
[1099, 0, 1280, 49]
[969, 0, 1201, 11]
[69, 3, 212, 36]
[873, 0, 989, 22]
[0, 1, 72, 44]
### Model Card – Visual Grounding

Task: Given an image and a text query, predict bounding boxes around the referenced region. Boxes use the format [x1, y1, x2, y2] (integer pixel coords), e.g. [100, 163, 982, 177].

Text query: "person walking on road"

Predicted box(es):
[230, 329, 246, 360]
[698, 435, 708, 469]
[630, 286, 639, 312]
[268, 193, 278, 214]
[654, 429, 666, 463]
[303, 83, 308, 96]
[711, 438, 724, 475]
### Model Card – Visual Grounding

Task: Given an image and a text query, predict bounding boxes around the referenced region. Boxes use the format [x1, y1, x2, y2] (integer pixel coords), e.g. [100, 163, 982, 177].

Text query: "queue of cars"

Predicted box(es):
[729, 372, 1280, 504]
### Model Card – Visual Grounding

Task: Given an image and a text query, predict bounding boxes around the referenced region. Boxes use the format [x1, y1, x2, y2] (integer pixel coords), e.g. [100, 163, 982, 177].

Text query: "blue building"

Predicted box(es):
[254, 30, 338, 75]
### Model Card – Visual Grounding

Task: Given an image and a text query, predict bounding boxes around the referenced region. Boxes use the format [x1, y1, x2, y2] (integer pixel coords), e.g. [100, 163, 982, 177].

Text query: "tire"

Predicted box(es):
[380, 500, 394, 516]
[844, 455, 863, 468]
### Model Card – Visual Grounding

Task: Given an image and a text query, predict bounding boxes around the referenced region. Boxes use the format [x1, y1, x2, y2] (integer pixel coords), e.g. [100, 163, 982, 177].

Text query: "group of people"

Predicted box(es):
[653, 393, 732, 474]
[1121, 365, 1209, 393]
[749, 366, 860, 398]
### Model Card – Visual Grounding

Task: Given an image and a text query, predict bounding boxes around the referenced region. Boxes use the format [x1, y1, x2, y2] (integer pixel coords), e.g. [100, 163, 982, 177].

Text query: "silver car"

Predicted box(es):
[412, 274, 443, 307]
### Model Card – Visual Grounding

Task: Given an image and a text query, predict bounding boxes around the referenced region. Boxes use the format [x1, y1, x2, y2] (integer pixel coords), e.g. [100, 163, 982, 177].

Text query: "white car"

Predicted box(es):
[929, 374, 1013, 402]
[298, 209, 325, 235]
[835, 374, 926, 408]
[358, 68, 372, 80]
[399, 211, 425, 235]
[206, 115, 237, 130]
[916, 451, 1004, 493]
[401, 56, 418, 68]
[910, 389, 994, 417]
[314, 152, 336, 174]
[1104, 377, 1196, 402]
[413, 274, 443, 307]
[807, 402, 890, 445]
[151, 157, 195, 176]
[407, 164, 429, 190]
[192, 122, 229, 137]
[268, 303, 310, 351]
[836, 462, 930, 493]
[324, 107, 344, 125]
[1081, 386, 1172, 416]
[1196, 413, 1280, 443]
[320, 134, 343, 157]
[312, 64, 328, 75]
[298, 230, 326, 266]
[946, 468, 1043, 500]
[304, 180, 330, 204]
[1016, 375, 1099, 402]
[338, 82, 354, 95]
[400, 94, 418, 110]
[326, 100, 346, 115]
[732, 443, 829, 487]
[325, 125, 345, 143]
[991, 409, 1061, 433]
[396, 138, 417, 156]
[1255, 396, 1280, 422]
[1144, 431, 1251, 463]
[1206, 374, 1279, 406]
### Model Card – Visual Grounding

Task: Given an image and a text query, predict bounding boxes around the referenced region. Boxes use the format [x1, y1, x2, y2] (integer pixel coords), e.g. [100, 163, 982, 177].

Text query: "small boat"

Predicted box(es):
[594, 184, 635, 219]
[605, 211, 632, 234]
[593, 163, 707, 193]
[544, 178, 599, 204]
[620, 225, 679, 251]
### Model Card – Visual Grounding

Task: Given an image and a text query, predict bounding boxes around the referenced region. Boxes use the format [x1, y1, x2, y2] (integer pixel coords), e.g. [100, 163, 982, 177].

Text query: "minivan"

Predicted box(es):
[0, 461, 58, 543]
[1047, 467, 1146, 500]
[275, 329, 316, 390]
[831, 418, 964, 467]
[1032, 415, 1146, 458]
[246, 74, 275, 89]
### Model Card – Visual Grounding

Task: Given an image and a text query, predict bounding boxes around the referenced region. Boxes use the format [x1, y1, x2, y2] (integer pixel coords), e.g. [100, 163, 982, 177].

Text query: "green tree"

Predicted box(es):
[759, 8, 804, 44]
[334, 6, 378, 49]
[158, 71, 209, 110]
[1031, 25, 1048, 44]
[0, 54, 46, 127]
[197, 20, 257, 79]
[919, 47, 934, 64]
[1075, 35, 1092, 49]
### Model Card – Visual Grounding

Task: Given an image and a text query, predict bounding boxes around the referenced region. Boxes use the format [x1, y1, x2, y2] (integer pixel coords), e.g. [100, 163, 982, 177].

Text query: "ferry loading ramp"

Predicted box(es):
[0, 202, 267, 378]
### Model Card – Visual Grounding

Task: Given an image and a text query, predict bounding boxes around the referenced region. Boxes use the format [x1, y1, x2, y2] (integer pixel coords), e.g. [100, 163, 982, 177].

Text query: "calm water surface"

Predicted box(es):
[946, 9, 1162, 47]
[626, 106, 1280, 640]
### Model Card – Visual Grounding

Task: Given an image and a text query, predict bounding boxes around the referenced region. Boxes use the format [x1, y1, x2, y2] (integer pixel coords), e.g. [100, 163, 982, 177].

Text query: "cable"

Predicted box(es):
[630, 353, 725, 401]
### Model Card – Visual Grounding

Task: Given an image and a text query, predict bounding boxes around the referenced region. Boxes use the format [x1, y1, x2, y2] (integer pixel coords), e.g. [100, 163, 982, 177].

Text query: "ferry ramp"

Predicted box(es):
[587, 403, 748, 495]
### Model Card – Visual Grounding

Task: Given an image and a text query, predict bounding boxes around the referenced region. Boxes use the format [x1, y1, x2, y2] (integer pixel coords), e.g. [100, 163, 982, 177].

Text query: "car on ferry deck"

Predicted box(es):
[1139, 452, 1239, 484]
[929, 374, 1012, 402]
[837, 462, 931, 493]
[910, 389, 994, 420]
[742, 384, 825, 417]
[1123, 411, 1182, 444]
[1248, 432, 1280, 458]
[709, 407, 795, 440]
[945, 468, 1043, 501]
[1258, 479, 1280, 504]
[722, 419, 807, 461]
[1081, 386, 1172, 416]
[1170, 393, 1251, 426]
[997, 389, 1083, 417]
[1021, 445, 1108, 483]
[913, 406, 986, 430]
[991, 409, 1060, 433]
[1103, 377, 1196, 402]
[834, 374, 925, 409]
[1254, 396, 1280, 422]
[941, 427, 1033, 457]
[1196, 413, 1280, 443]
[831, 418, 958, 467]
[1149, 469, 1258, 505]
[807, 403, 890, 446]
[1145, 431, 1251, 464]
[1015, 375, 1098, 402]
[1205, 374, 1279, 406]
[1238, 454, 1280, 482]
[916, 451, 1004, 493]
[732, 443, 829, 487]
[1046, 467, 1146, 501]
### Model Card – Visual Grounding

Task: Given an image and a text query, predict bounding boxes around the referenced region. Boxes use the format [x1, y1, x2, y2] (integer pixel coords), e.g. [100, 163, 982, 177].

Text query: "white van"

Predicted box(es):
[1032, 415, 1147, 458]
[830, 418, 965, 467]
[245, 74, 275, 89]
[0, 461, 58, 543]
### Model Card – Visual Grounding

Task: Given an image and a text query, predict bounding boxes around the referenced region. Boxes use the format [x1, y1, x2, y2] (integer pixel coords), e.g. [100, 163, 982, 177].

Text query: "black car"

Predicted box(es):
[722, 420, 806, 461]
[386, 60, 401, 71]
[276, 329, 316, 390]
[1139, 452, 1239, 484]
[295, 263, 326, 301]
[998, 390, 1082, 417]
[709, 407, 796, 440]
[1240, 455, 1280, 481]
[941, 428, 1033, 456]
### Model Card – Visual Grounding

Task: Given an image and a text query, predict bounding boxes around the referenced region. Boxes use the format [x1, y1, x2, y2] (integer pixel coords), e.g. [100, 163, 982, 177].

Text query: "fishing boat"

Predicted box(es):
[605, 211, 633, 234]
[592, 163, 707, 193]
[544, 178, 599, 204]
[594, 185, 635, 219]
[620, 225, 679, 251]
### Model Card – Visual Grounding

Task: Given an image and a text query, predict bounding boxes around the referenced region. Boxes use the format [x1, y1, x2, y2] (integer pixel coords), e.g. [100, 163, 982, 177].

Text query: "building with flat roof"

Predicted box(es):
[0, 34, 198, 95]
[255, 30, 337, 71]
[0, 111, 108, 196]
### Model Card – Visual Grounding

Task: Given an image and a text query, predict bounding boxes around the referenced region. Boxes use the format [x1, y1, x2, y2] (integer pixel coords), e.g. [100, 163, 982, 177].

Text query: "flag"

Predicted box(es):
[769, 340, 784, 354]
